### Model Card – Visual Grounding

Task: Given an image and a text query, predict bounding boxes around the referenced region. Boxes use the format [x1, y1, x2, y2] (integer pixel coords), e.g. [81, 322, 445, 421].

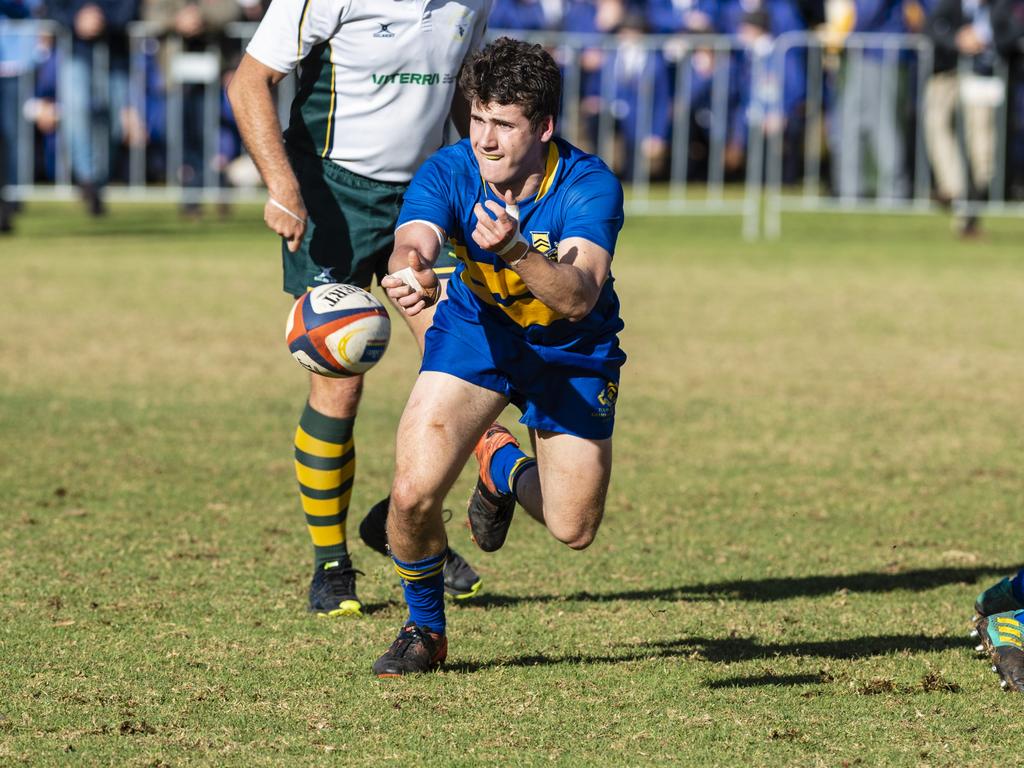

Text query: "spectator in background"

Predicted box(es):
[0, 0, 40, 232]
[992, 0, 1024, 200]
[128, 36, 168, 182]
[490, 0, 560, 31]
[48, 0, 140, 215]
[642, 0, 719, 180]
[726, 1, 808, 182]
[798, 0, 827, 27]
[834, 0, 911, 200]
[22, 33, 57, 181]
[646, 0, 713, 36]
[142, 0, 241, 218]
[562, 0, 625, 154]
[661, 0, 807, 181]
[213, 60, 242, 185]
[235, 0, 264, 22]
[925, 0, 1000, 235]
[602, 7, 672, 178]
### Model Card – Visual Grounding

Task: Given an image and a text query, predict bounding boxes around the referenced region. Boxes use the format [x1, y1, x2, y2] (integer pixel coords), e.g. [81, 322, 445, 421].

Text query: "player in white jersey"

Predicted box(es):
[227, 0, 492, 618]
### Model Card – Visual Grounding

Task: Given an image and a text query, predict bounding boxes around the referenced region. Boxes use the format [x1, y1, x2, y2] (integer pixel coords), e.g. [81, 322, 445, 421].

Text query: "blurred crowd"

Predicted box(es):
[0, 0, 264, 229]
[2, 0, 1024, 235]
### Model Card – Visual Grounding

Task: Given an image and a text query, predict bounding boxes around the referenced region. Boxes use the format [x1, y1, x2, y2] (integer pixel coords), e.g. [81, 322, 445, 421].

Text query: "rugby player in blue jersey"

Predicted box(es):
[373, 37, 626, 676]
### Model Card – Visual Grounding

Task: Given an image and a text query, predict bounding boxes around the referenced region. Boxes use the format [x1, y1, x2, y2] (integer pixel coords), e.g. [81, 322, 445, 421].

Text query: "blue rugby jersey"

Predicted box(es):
[396, 137, 625, 352]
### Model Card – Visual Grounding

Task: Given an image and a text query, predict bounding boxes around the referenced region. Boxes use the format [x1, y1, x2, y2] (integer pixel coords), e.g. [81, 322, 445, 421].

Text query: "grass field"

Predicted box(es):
[2, 203, 1024, 766]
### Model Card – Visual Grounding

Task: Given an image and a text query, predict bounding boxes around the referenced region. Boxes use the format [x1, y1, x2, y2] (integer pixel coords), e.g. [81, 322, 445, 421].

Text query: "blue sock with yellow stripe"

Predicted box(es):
[489, 443, 536, 497]
[1012, 570, 1024, 604]
[392, 550, 447, 635]
[294, 403, 356, 569]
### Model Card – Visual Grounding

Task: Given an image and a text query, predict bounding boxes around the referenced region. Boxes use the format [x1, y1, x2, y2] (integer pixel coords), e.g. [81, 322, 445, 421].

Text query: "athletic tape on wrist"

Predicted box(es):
[495, 201, 528, 258]
[496, 230, 529, 257]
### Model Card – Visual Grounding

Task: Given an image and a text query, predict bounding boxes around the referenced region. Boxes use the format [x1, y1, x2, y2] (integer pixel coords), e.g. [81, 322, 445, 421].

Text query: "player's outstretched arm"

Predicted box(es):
[472, 191, 610, 321]
[510, 236, 610, 321]
[381, 222, 445, 317]
[227, 54, 306, 253]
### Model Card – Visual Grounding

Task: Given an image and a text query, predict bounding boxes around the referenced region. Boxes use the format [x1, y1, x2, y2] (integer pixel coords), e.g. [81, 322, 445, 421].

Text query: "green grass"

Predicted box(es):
[2, 203, 1024, 766]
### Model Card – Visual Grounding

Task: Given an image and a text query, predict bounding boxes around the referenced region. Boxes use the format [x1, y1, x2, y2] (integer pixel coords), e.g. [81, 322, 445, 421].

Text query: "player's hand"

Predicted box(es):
[264, 194, 307, 253]
[381, 250, 439, 316]
[472, 189, 528, 262]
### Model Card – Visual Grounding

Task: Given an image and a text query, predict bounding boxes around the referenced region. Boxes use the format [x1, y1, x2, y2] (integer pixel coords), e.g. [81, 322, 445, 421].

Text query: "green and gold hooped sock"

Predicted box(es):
[293, 403, 356, 569]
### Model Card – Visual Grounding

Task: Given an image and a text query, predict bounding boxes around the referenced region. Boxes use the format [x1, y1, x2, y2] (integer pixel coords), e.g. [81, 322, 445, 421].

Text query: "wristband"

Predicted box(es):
[506, 243, 531, 268]
[496, 230, 529, 257]
[495, 199, 528, 258]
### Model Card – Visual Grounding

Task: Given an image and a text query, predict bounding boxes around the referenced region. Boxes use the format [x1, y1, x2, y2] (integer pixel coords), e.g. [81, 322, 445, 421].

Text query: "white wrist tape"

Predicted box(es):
[268, 197, 306, 224]
[395, 219, 445, 248]
[496, 230, 529, 257]
[495, 201, 528, 257]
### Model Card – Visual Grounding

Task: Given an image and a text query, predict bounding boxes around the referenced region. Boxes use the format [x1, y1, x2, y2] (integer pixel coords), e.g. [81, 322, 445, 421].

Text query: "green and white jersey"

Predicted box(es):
[247, 0, 492, 182]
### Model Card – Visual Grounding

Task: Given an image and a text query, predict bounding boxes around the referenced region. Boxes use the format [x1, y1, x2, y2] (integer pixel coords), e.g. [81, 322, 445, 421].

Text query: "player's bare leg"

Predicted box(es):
[308, 370, 363, 416]
[358, 284, 482, 597]
[373, 373, 507, 676]
[388, 372, 508, 558]
[468, 426, 611, 552]
[514, 430, 611, 550]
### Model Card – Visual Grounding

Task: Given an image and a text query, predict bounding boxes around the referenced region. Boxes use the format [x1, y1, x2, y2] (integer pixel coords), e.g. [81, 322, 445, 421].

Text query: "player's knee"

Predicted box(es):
[309, 374, 363, 416]
[389, 477, 438, 526]
[549, 514, 601, 550]
[564, 531, 597, 550]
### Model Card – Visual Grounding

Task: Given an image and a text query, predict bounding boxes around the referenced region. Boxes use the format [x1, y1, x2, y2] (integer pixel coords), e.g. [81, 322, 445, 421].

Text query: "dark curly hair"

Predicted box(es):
[458, 37, 561, 130]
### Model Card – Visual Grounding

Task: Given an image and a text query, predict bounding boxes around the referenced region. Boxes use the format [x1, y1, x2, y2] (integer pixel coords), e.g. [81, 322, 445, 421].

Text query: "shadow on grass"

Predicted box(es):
[444, 632, 967, 674]
[706, 673, 828, 688]
[465, 564, 1014, 608]
[359, 601, 402, 616]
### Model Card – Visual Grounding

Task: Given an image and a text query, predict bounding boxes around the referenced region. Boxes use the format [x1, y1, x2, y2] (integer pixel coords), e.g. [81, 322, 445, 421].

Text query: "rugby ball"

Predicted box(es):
[285, 283, 391, 377]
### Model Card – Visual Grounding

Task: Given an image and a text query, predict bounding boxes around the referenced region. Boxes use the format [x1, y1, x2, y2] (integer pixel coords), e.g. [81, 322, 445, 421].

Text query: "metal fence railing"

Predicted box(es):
[1, 24, 1022, 237]
[759, 31, 1024, 237]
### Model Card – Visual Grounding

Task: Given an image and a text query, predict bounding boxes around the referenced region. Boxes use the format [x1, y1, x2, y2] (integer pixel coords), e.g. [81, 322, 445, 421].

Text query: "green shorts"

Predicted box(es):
[282, 149, 459, 298]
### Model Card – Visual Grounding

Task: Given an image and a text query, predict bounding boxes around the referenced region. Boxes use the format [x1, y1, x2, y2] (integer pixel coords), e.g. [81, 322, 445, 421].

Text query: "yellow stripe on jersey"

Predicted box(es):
[533, 142, 560, 202]
[294, 458, 356, 491]
[459, 258, 565, 328]
[296, 0, 312, 59]
[321, 50, 337, 158]
[295, 427, 352, 458]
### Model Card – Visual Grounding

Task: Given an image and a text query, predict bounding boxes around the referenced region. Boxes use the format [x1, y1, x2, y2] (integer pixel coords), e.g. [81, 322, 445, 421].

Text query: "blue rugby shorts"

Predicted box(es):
[421, 304, 622, 440]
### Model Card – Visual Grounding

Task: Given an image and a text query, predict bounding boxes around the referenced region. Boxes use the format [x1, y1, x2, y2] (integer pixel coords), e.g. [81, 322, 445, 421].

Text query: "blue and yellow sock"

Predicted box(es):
[392, 550, 447, 635]
[294, 403, 355, 569]
[489, 443, 536, 497]
[1011, 570, 1024, 604]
